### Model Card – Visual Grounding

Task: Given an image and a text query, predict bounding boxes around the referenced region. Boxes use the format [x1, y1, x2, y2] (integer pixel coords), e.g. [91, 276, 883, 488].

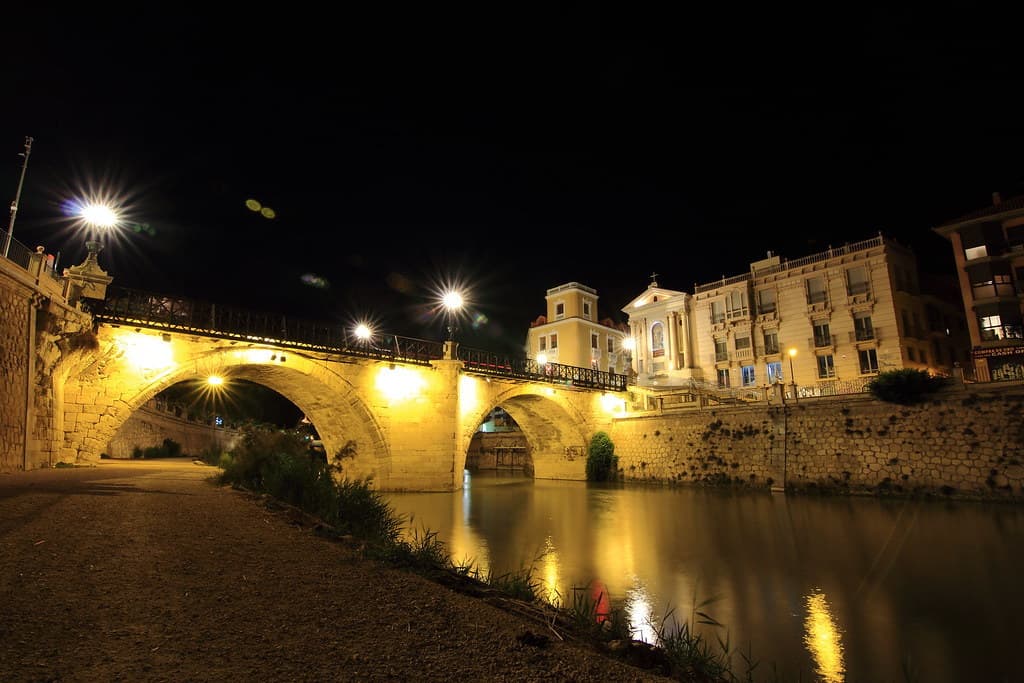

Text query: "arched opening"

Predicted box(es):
[464, 406, 531, 479]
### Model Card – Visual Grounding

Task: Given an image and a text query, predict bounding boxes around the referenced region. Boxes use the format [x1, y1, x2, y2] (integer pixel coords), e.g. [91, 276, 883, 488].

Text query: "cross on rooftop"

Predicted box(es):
[649, 271, 659, 286]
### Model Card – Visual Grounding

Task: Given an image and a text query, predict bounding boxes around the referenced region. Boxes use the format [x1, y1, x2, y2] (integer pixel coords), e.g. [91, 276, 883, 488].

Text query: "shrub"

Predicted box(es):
[867, 369, 946, 405]
[585, 431, 618, 481]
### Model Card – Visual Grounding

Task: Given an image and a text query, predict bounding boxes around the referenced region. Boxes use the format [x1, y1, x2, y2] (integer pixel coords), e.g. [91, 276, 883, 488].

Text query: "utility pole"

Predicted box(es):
[2, 136, 34, 259]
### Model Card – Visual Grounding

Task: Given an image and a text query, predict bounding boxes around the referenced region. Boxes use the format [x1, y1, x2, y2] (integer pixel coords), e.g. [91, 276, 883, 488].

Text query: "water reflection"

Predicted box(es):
[385, 472, 1024, 683]
[626, 577, 657, 644]
[804, 590, 845, 683]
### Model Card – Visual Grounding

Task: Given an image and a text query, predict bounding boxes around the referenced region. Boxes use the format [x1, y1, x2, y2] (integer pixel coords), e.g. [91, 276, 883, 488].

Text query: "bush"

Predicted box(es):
[585, 431, 618, 481]
[867, 369, 946, 405]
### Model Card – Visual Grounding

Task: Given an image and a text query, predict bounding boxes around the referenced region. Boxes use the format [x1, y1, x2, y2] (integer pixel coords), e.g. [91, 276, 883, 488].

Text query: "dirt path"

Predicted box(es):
[0, 459, 673, 682]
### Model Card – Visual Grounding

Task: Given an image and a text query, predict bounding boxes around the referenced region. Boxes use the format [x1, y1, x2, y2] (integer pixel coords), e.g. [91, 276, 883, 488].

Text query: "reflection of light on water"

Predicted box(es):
[804, 590, 845, 683]
[626, 578, 657, 644]
[540, 536, 561, 605]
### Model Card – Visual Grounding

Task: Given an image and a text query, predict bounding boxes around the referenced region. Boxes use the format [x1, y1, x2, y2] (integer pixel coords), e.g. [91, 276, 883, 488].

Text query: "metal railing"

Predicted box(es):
[458, 346, 627, 391]
[93, 286, 628, 391]
[93, 286, 445, 365]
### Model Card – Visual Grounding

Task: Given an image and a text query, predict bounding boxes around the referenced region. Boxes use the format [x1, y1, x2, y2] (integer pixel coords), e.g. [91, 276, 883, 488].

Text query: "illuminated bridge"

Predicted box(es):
[22, 279, 629, 491]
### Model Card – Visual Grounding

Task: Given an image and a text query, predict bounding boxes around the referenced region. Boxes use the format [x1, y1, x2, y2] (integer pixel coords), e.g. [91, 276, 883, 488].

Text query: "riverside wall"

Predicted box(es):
[106, 403, 241, 459]
[608, 382, 1024, 501]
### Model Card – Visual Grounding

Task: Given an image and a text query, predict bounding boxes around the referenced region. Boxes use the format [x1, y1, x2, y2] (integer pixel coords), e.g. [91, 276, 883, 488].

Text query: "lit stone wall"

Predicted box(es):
[106, 403, 240, 459]
[0, 260, 31, 471]
[609, 383, 1024, 500]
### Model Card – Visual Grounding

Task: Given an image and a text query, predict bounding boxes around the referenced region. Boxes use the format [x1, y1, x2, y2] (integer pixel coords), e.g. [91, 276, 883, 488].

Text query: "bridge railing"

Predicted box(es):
[458, 346, 627, 391]
[92, 286, 445, 364]
[92, 286, 628, 390]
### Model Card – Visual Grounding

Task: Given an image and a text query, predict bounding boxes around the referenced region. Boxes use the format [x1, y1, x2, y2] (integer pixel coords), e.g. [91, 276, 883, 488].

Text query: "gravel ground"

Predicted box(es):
[0, 459, 675, 682]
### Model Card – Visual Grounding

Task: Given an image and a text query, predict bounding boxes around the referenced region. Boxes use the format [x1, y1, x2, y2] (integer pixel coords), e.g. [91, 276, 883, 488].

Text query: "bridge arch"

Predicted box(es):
[65, 329, 392, 484]
[457, 379, 601, 481]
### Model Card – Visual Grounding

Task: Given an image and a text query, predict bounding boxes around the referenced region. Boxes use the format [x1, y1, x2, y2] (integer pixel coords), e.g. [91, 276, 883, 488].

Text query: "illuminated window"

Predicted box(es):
[741, 365, 756, 386]
[766, 361, 783, 383]
[965, 245, 988, 260]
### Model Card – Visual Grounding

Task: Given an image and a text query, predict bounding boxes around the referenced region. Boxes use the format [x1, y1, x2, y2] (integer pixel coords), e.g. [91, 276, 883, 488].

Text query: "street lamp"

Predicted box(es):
[2, 136, 33, 259]
[354, 323, 372, 345]
[441, 289, 464, 341]
[788, 347, 798, 402]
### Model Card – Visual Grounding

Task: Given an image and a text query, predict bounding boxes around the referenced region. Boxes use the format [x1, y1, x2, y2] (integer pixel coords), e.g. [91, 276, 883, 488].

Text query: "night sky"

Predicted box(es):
[3, 7, 1023, 357]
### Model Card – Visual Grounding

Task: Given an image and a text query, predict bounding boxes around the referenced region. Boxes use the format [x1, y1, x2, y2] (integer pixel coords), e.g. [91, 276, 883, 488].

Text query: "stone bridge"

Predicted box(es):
[1, 246, 627, 491]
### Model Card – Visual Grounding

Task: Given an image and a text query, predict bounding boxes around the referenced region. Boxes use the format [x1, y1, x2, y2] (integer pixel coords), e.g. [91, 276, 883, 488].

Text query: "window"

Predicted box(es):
[735, 336, 751, 350]
[717, 368, 731, 387]
[806, 276, 827, 304]
[847, 266, 869, 295]
[607, 337, 614, 353]
[766, 361, 783, 383]
[550, 334, 558, 349]
[591, 333, 599, 349]
[710, 300, 725, 324]
[965, 245, 988, 260]
[555, 302, 565, 319]
[907, 347, 917, 362]
[757, 289, 776, 314]
[858, 348, 879, 374]
[741, 365, 756, 386]
[651, 322, 665, 357]
[817, 354, 836, 378]
[726, 290, 748, 318]
[968, 262, 1015, 298]
[854, 313, 874, 341]
[539, 336, 546, 351]
[583, 301, 591, 319]
[813, 321, 832, 347]
[714, 338, 728, 362]
[763, 331, 779, 355]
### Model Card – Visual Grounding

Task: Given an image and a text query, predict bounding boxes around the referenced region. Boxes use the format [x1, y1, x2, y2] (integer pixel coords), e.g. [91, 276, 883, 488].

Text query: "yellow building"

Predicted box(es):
[525, 282, 630, 374]
[933, 193, 1024, 382]
[623, 235, 968, 395]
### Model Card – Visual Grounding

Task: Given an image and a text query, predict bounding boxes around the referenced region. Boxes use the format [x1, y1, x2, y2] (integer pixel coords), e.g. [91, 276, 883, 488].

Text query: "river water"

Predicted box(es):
[385, 472, 1024, 683]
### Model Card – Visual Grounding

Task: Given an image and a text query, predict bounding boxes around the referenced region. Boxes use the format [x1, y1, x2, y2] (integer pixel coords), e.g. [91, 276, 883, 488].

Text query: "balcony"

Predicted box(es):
[849, 327, 880, 343]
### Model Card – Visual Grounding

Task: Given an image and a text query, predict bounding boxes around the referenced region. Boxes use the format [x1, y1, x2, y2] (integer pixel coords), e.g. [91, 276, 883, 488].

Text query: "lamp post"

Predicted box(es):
[788, 347, 798, 403]
[441, 289, 464, 360]
[2, 136, 33, 259]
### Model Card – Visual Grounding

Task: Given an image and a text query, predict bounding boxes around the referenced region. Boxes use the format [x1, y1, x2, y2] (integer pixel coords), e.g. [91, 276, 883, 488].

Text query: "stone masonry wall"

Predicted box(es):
[609, 383, 1024, 501]
[0, 265, 31, 471]
[106, 403, 240, 459]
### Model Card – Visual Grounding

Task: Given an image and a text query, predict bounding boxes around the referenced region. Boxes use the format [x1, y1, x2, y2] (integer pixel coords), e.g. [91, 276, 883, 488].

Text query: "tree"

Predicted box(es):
[585, 431, 618, 482]
[866, 368, 946, 405]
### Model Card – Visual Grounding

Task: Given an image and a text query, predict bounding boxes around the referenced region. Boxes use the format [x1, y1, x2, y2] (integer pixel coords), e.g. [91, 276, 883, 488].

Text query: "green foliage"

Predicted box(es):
[867, 369, 946, 405]
[131, 438, 184, 459]
[585, 431, 618, 481]
[216, 427, 402, 548]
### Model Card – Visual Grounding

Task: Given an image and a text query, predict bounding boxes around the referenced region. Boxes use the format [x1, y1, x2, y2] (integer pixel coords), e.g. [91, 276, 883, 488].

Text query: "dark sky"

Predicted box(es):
[3, 7, 1022, 355]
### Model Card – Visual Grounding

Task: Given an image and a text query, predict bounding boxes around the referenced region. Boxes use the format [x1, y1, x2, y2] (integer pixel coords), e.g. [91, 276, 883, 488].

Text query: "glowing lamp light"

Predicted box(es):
[79, 203, 119, 228]
[120, 332, 174, 371]
[441, 291, 464, 312]
[622, 338, 636, 351]
[537, 352, 548, 366]
[600, 393, 625, 414]
[375, 365, 426, 402]
[206, 375, 224, 386]
[354, 323, 372, 341]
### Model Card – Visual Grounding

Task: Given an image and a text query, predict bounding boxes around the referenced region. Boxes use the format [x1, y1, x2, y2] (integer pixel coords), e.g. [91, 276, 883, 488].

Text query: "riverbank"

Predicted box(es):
[0, 459, 673, 682]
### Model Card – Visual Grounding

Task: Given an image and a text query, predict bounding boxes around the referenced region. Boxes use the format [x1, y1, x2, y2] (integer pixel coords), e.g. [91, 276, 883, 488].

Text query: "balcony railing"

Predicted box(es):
[457, 347, 627, 391]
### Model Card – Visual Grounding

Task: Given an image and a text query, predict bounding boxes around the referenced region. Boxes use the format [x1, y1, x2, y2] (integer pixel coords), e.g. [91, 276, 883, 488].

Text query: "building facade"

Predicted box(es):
[933, 193, 1024, 382]
[525, 282, 630, 374]
[624, 235, 969, 395]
